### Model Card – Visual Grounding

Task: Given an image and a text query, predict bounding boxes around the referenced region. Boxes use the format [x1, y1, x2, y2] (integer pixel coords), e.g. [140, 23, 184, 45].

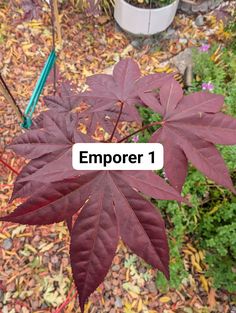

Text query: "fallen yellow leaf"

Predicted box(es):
[159, 296, 171, 303]
[137, 298, 143, 312]
[200, 275, 209, 293]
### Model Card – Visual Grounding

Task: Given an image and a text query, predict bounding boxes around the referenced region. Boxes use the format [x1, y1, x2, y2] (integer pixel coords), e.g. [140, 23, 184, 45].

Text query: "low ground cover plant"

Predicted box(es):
[187, 45, 236, 293]
[1, 58, 236, 312]
[144, 44, 236, 292]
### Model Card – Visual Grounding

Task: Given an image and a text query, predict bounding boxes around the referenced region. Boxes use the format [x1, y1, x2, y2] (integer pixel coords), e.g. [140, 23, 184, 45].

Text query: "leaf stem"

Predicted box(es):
[66, 217, 73, 234]
[118, 121, 163, 143]
[108, 102, 124, 142]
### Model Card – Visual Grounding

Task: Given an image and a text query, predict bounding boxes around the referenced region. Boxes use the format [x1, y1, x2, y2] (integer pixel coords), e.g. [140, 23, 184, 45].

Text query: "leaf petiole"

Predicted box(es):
[118, 121, 163, 143]
[108, 101, 124, 142]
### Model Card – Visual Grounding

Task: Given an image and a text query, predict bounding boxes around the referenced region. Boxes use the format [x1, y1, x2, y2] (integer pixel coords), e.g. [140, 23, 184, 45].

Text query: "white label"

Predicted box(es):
[72, 143, 163, 170]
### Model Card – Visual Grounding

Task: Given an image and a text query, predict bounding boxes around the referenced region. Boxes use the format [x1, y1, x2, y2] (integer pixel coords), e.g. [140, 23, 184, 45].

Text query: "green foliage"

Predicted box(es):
[126, 0, 174, 9]
[138, 106, 161, 141]
[205, 254, 236, 292]
[196, 200, 236, 292]
[71, 0, 114, 16]
[219, 145, 236, 172]
[99, 0, 115, 15]
[159, 167, 236, 293]
[138, 45, 236, 293]
[152, 0, 174, 6]
[226, 14, 236, 53]
[183, 46, 236, 292]
[191, 47, 226, 94]
[138, 106, 162, 126]
[191, 45, 236, 117]
[155, 201, 188, 291]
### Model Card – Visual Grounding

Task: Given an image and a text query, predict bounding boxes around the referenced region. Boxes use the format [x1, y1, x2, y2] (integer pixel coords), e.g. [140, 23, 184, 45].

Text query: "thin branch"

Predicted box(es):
[0, 158, 19, 175]
[118, 121, 163, 143]
[0, 184, 14, 188]
[53, 286, 77, 313]
[53, 0, 62, 45]
[49, 0, 57, 94]
[108, 102, 124, 142]
[0, 74, 24, 123]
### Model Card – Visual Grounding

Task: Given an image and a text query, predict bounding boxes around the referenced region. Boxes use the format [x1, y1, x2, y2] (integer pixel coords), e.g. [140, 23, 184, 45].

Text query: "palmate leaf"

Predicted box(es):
[136, 73, 174, 114]
[9, 113, 87, 201]
[83, 61, 172, 118]
[1, 111, 186, 312]
[2, 171, 178, 311]
[44, 81, 81, 113]
[43, 80, 140, 136]
[43, 82, 115, 135]
[82, 58, 140, 107]
[81, 59, 142, 118]
[2, 56, 236, 312]
[79, 59, 174, 133]
[142, 77, 236, 193]
[79, 101, 141, 136]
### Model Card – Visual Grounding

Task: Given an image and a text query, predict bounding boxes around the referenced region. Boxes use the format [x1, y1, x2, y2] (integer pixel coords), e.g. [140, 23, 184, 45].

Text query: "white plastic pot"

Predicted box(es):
[114, 0, 179, 35]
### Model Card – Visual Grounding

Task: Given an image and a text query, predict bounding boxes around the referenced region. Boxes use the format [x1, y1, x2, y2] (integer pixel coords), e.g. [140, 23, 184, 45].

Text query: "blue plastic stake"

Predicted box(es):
[22, 50, 57, 129]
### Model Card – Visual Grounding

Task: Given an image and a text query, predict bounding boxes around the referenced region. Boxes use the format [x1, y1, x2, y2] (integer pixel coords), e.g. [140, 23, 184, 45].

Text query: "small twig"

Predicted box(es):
[0, 158, 19, 175]
[118, 121, 163, 143]
[0, 74, 24, 124]
[108, 102, 124, 142]
[53, 286, 77, 313]
[53, 0, 62, 45]
[49, 0, 57, 94]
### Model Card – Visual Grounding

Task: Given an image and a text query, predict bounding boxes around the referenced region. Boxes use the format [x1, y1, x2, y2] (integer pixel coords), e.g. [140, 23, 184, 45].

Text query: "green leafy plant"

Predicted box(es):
[156, 202, 188, 292]
[191, 45, 236, 115]
[152, 45, 236, 293]
[197, 200, 236, 292]
[126, 0, 174, 9]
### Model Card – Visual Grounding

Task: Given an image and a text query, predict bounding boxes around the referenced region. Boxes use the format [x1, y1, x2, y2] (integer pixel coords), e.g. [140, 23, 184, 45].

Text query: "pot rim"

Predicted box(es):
[116, 0, 178, 12]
